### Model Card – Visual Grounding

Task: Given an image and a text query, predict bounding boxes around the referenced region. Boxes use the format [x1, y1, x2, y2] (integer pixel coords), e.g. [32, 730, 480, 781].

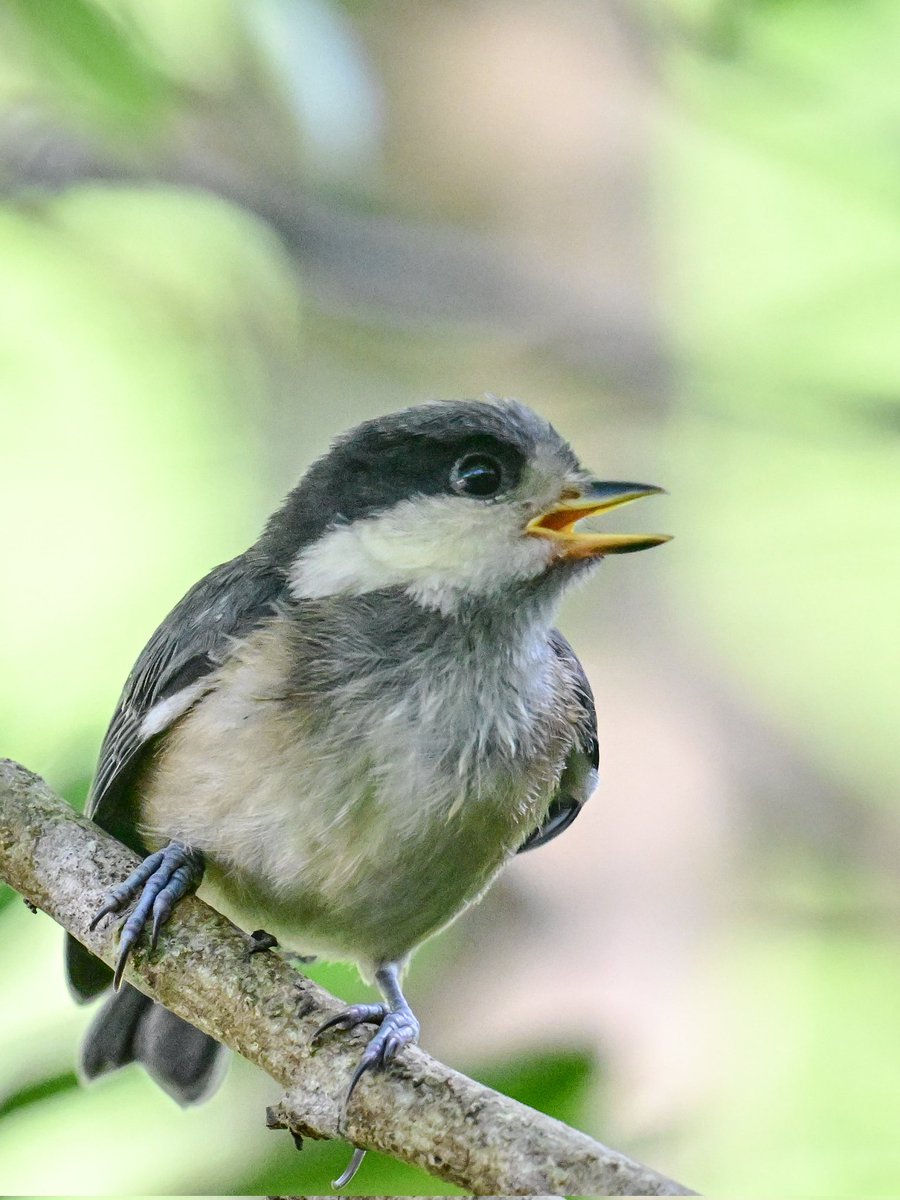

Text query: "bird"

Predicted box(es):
[66, 396, 669, 1122]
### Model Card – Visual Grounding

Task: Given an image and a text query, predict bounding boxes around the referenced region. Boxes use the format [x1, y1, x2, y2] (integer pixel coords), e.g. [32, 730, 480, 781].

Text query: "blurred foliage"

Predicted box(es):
[1, 0, 171, 134]
[657, 4, 900, 1187]
[0, 184, 304, 788]
[660, 0, 900, 810]
[0, 0, 897, 1194]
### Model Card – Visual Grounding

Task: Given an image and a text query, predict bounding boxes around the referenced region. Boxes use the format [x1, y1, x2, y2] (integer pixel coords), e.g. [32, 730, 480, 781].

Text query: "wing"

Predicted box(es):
[517, 629, 599, 854]
[88, 549, 285, 842]
[68, 549, 284, 1000]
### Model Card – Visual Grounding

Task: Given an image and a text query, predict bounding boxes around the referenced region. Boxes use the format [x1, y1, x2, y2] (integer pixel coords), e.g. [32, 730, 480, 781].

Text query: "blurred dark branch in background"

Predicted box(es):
[0, 759, 694, 1197]
[0, 118, 669, 400]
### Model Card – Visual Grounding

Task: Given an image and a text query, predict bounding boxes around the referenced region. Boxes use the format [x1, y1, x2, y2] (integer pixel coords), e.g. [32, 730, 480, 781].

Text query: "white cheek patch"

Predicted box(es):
[288, 494, 555, 605]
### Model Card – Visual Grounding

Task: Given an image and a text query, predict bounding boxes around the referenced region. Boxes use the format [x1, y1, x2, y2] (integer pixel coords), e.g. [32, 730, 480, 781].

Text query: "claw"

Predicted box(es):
[382, 1033, 400, 1062]
[340, 1007, 420, 1113]
[113, 924, 140, 990]
[306, 963, 417, 1191]
[150, 906, 165, 952]
[312, 1003, 388, 1044]
[344, 1052, 377, 1110]
[332, 1146, 367, 1189]
[90, 850, 165, 930]
[92, 842, 203, 989]
[316, 961, 421, 1120]
[150, 862, 195, 949]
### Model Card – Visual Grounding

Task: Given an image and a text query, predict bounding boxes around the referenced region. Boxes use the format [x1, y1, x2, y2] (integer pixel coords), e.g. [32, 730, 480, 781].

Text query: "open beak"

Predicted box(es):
[526, 481, 671, 558]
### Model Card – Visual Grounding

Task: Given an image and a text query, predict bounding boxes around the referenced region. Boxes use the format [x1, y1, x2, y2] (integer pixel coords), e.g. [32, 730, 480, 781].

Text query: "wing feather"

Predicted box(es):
[517, 629, 598, 854]
[87, 550, 284, 845]
[69, 550, 284, 1001]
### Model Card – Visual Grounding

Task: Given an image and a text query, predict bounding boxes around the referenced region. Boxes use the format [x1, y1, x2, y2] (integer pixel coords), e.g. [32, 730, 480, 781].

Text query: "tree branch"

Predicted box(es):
[0, 759, 695, 1196]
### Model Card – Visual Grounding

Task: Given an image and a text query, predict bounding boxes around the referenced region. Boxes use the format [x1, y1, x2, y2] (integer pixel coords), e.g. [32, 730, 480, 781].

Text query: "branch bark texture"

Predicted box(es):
[0, 759, 694, 1196]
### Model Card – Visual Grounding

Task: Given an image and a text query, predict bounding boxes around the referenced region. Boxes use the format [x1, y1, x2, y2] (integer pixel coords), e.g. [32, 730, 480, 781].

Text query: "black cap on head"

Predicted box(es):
[258, 399, 577, 564]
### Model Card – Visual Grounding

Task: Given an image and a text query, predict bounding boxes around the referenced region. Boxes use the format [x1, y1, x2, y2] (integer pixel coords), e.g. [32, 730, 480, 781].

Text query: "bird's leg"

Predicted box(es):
[313, 961, 420, 1189]
[312, 960, 420, 1107]
[89, 841, 204, 988]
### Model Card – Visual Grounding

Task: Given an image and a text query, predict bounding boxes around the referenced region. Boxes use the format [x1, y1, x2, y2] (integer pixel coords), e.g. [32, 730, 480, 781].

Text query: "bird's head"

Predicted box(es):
[262, 398, 670, 616]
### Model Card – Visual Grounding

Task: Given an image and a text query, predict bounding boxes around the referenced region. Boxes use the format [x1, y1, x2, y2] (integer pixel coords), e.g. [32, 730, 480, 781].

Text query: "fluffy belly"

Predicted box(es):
[194, 798, 515, 967]
[137, 679, 551, 966]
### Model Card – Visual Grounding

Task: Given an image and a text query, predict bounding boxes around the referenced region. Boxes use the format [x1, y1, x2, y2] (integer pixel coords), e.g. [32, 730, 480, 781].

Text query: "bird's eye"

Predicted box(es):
[450, 453, 504, 498]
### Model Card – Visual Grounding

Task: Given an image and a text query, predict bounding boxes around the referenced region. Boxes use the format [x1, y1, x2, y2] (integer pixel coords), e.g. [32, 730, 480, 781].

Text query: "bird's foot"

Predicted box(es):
[344, 1005, 420, 1104]
[311, 961, 417, 1190]
[314, 1001, 420, 1111]
[89, 841, 204, 988]
[314, 1003, 419, 1191]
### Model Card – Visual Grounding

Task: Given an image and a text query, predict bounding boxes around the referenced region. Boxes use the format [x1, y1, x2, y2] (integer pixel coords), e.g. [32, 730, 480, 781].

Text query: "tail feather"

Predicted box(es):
[66, 934, 113, 1003]
[80, 983, 226, 1106]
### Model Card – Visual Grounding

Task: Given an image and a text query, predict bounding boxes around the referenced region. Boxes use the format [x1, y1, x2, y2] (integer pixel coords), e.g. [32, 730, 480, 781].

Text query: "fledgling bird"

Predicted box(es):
[66, 397, 669, 1113]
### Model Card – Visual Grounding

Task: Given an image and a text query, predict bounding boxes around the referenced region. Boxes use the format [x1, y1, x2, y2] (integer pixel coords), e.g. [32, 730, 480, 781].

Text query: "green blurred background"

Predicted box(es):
[0, 0, 898, 1193]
